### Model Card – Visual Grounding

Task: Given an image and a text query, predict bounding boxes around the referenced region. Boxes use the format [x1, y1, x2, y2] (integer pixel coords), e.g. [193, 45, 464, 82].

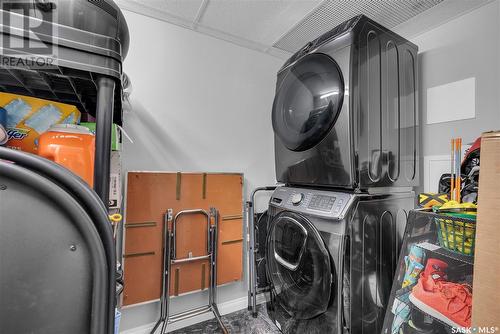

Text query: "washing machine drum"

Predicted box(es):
[266, 211, 334, 319]
[272, 53, 344, 152]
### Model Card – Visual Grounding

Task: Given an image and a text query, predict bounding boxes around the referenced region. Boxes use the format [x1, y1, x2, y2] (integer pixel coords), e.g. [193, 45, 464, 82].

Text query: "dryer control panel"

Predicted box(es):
[270, 186, 354, 219]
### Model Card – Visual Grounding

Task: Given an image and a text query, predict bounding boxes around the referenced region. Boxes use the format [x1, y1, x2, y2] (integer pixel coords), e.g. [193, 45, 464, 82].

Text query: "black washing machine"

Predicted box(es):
[272, 15, 419, 190]
[262, 186, 414, 334]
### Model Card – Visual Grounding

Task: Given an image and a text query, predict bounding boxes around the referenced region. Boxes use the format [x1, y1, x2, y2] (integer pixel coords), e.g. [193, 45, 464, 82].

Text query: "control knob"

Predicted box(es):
[291, 193, 304, 205]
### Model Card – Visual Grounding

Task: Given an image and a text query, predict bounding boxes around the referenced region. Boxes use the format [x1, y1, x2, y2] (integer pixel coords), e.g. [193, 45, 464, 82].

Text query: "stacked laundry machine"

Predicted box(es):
[257, 15, 420, 334]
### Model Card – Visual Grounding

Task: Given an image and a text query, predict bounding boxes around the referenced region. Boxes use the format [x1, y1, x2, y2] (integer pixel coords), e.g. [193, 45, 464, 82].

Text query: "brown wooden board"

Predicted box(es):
[122, 172, 243, 306]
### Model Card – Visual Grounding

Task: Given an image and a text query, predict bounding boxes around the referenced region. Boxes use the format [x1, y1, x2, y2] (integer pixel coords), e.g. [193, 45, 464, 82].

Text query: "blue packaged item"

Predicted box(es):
[0, 107, 7, 145]
[24, 104, 62, 134]
[62, 113, 77, 124]
[114, 309, 121, 334]
[5, 98, 32, 128]
[402, 245, 425, 288]
[391, 293, 411, 334]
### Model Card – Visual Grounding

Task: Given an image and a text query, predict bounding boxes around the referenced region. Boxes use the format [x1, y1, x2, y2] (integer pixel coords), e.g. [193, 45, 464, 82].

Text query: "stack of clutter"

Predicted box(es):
[391, 246, 473, 332]
[388, 137, 480, 334]
[419, 137, 481, 209]
[408, 256, 472, 329]
[0, 92, 123, 210]
[388, 213, 476, 333]
[428, 138, 478, 257]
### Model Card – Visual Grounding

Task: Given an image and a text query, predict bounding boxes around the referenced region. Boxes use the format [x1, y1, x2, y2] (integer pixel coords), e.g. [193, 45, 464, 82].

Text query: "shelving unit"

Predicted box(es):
[0, 3, 128, 204]
[415, 242, 474, 266]
[409, 303, 454, 333]
[391, 285, 455, 334]
[0, 62, 123, 123]
[0, 3, 129, 333]
[382, 210, 476, 334]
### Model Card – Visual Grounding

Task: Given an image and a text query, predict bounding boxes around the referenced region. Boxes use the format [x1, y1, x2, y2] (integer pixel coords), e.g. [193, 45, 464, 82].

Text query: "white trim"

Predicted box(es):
[423, 155, 450, 193]
[121, 298, 160, 310]
[122, 282, 243, 309]
[120, 294, 266, 334]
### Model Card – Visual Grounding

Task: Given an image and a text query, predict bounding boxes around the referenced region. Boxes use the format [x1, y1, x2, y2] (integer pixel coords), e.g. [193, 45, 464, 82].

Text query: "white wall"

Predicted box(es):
[396, 0, 500, 192]
[119, 10, 283, 333]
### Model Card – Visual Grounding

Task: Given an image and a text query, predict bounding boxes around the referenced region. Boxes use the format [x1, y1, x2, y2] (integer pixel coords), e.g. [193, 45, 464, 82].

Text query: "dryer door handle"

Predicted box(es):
[272, 216, 308, 271]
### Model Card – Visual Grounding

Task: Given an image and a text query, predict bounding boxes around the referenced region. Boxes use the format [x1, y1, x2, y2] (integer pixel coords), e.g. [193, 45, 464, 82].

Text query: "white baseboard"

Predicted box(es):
[120, 294, 266, 334]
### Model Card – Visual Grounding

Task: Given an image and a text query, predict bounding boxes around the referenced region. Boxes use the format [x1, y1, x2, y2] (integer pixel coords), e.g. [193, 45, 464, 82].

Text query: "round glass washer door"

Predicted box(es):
[266, 211, 333, 319]
[272, 53, 345, 152]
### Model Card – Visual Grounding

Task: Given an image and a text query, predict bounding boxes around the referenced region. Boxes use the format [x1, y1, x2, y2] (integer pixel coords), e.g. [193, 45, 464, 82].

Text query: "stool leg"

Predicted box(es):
[161, 233, 172, 333]
[150, 211, 172, 334]
[209, 209, 229, 334]
[211, 304, 228, 334]
[150, 320, 162, 334]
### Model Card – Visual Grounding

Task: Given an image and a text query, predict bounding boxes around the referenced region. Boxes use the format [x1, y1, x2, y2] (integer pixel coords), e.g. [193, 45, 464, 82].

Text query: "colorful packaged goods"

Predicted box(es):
[0, 92, 81, 153]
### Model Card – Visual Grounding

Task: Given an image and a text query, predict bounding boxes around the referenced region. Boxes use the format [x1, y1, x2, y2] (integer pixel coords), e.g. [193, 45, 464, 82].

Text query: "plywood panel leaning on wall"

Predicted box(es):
[122, 172, 244, 306]
[471, 132, 500, 328]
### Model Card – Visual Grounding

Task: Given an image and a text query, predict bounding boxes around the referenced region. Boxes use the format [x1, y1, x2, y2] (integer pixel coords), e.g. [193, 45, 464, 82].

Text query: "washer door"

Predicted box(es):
[272, 53, 345, 152]
[266, 211, 333, 319]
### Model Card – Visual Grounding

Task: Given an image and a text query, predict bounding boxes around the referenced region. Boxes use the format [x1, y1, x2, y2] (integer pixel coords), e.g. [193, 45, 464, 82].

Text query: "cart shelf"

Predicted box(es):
[415, 242, 474, 266]
[0, 3, 128, 124]
[0, 60, 123, 124]
[391, 285, 456, 334]
[408, 303, 454, 333]
[0, 2, 129, 204]
[382, 210, 475, 334]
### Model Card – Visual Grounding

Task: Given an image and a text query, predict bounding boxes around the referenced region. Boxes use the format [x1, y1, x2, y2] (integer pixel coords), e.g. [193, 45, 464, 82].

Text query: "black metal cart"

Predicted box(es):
[0, 0, 129, 203]
[382, 210, 476, 334]
[0, 1, 129, 333]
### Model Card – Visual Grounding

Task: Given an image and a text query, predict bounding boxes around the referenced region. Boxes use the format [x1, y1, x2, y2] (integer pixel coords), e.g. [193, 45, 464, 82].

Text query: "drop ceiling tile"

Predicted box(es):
[199, 0, 322, 46]
[125, 0, 203, 22]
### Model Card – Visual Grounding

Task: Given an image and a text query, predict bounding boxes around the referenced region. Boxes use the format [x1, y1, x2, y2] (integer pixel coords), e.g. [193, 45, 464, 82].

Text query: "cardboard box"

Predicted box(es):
[471, 131, 500, 328]
[80, 122, 121, 151]
[109, 151, 122, 209]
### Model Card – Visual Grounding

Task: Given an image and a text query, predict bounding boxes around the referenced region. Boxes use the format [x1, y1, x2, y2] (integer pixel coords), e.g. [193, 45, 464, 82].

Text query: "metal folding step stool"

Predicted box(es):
[247, 186, 277, 317]
[151, 208, 228, 334]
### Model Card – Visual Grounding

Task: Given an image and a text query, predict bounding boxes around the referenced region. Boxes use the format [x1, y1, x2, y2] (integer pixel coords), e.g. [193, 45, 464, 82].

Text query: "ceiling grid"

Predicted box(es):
[193, 0, 210, 28]
[115, 0, 492, 59]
